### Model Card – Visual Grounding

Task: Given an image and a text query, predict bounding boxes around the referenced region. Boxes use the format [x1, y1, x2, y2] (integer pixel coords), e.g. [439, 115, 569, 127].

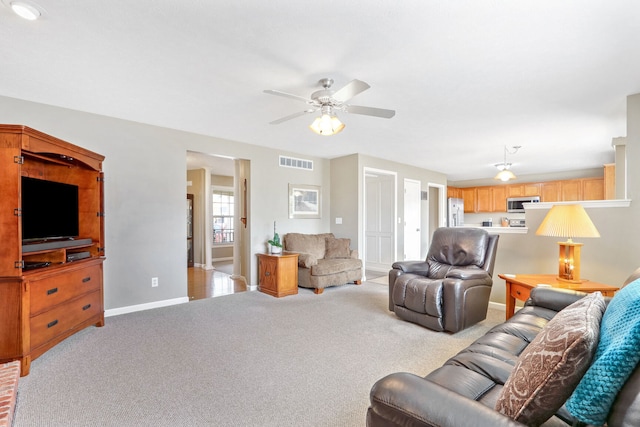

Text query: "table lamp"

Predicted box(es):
[535, 204, 600, 283]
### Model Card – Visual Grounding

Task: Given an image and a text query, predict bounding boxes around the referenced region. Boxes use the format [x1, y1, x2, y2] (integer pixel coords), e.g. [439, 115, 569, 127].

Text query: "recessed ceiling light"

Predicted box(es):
[3, 0, 45, 20]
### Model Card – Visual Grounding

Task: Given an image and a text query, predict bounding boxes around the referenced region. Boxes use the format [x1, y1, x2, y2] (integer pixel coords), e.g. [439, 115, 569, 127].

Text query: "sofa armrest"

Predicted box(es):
[350, 249, 359, 259]
[391, 260, 430, 275]
[296, 253, 318, 268]
[368, 372, 523, 427]
[527, 287, 587, 312]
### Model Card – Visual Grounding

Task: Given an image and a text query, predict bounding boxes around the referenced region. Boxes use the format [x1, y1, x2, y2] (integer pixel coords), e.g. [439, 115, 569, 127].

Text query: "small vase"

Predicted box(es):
[270, 245, 282, 255]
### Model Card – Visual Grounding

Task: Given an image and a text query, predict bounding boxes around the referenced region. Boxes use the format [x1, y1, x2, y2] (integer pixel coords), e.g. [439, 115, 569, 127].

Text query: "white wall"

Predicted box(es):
[0, 95, 329, 310]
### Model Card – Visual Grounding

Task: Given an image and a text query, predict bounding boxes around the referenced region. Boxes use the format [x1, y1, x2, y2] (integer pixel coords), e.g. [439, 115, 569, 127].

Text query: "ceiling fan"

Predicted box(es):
[264, 78, 395, 135]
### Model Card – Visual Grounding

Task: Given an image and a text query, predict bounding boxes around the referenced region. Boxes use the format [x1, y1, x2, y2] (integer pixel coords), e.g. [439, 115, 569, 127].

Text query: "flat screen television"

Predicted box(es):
[21, 176, 79, 242]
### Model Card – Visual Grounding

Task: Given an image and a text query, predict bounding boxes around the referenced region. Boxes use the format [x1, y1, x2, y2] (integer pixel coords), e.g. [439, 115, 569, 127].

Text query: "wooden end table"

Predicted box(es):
[257, 253, 299, 297]
[499, 273, 618, 320]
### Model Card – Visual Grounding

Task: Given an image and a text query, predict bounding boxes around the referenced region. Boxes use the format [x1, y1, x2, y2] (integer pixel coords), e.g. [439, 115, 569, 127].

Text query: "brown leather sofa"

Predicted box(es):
[389, 227, 499, 333]
[367, 281, 640, 427]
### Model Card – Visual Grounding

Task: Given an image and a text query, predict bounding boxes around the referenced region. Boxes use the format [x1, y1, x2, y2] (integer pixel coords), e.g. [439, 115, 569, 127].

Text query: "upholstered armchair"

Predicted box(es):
[389, 227, 499, 333]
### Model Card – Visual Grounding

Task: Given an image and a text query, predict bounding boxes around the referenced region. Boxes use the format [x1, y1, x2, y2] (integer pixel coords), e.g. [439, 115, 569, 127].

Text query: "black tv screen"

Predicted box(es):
[21, 177, 79, 241]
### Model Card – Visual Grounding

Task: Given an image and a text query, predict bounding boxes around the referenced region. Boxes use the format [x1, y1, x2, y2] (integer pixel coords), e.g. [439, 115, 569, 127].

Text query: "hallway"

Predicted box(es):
[187, 261, 247, 300]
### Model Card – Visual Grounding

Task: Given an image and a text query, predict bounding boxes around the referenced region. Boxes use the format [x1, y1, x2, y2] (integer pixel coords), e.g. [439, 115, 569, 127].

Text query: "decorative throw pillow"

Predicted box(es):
[565, 278, 640, 425]
[495, 291, 606, 427]
[325, 238, 351, 259]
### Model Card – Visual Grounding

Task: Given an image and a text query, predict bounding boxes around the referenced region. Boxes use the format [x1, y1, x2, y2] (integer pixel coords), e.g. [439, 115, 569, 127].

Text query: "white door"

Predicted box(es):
[404, 179, 421, 260]
[364, 171, 396, 271]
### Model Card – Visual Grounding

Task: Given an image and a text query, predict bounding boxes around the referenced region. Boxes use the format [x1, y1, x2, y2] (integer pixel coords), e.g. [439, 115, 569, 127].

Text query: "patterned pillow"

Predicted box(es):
[495, 292, 606, 426]
[325, 238, 351, 259]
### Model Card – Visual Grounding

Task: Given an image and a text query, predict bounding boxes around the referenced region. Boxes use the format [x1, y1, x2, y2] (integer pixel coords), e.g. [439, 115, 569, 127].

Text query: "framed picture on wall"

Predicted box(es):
[289, 184, 321, 219]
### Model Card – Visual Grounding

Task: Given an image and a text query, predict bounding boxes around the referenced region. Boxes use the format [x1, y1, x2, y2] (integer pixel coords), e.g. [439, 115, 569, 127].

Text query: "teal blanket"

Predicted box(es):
[565, 278, 640, 425]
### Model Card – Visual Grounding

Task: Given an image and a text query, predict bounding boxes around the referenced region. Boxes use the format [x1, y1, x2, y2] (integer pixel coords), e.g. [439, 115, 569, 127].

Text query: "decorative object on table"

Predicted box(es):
[494, 145, 521, 181]
[264, 78, 395, 136]
[288, 184, 321, 219]
[268, 221, 283, 254]
[536, 204, 600, 283]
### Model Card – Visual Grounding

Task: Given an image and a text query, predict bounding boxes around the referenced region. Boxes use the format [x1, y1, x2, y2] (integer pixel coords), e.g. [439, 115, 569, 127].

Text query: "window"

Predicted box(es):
[212, 190, 234, 244]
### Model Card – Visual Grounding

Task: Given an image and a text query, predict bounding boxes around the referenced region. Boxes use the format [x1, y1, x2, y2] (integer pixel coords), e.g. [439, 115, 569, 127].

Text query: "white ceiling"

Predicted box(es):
[1, 1, 639, 181]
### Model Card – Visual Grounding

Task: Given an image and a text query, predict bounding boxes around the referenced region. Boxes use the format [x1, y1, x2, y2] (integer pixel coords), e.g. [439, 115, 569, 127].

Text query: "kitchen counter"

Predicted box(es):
[451, 225, 528, 234]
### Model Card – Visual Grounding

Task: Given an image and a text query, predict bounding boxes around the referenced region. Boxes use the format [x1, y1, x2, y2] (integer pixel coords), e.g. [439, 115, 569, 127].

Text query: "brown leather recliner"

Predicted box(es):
[388, 227, 499, 333]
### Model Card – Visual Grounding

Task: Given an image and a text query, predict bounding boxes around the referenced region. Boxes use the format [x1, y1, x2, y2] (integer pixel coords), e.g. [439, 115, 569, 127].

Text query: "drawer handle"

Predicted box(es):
[82, 277, 91, 283]
[82, 304, 92, 311]
[47, 319, 59, 328]
[265, 272, 270, 276]
[47, 287, 58, 295]
[516, 290, 521, 296]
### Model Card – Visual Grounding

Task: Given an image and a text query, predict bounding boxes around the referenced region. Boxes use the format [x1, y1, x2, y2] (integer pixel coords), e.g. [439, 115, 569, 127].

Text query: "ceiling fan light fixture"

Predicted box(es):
[309, 106, 345, 136]
[7, 0, 43, 20]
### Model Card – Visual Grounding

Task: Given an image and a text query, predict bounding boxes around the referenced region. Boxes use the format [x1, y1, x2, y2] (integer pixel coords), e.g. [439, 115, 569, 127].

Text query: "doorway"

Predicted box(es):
[186, 151, 249, 300]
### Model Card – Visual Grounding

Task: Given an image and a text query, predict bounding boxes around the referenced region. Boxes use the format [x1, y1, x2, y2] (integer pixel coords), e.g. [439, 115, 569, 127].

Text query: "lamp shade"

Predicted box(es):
[535, 204, 600, 241]
[494, 169, 516, 182]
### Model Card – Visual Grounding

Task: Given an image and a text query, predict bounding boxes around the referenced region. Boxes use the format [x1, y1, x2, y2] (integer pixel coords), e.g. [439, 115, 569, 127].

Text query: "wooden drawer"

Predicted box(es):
[30, 264, 102, 315]
[510, 283, 531, 302]
[30, 290, 102, 350]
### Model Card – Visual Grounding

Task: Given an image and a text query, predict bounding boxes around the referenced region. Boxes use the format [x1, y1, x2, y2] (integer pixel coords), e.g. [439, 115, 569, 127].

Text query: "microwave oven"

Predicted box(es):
[507, 196, 540, 213]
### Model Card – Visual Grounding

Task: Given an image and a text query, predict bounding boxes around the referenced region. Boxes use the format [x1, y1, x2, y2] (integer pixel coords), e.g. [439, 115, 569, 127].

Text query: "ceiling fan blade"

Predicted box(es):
[332, 79, 370, 103]
[269, 110, 316, 125]
[346, 105, 396, 119]
[264, 89, 311, 104]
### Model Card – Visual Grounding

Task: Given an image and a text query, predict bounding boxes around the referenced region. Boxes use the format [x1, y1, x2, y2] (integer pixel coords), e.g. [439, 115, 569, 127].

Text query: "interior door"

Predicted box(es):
[365, 171, 396, 271]
[403, 179, 421, 260]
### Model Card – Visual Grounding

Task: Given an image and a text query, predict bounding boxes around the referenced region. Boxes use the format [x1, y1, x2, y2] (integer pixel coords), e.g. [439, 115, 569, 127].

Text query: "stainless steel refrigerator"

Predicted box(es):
[447, 197, 464, 227]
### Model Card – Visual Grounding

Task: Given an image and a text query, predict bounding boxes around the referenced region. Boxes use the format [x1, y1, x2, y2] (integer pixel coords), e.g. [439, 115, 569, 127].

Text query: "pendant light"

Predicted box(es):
[494, 145, 521, 181]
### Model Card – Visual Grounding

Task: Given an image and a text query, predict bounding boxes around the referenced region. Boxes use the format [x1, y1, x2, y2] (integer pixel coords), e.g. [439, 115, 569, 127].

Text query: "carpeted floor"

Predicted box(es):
[14, 281, 503, 427]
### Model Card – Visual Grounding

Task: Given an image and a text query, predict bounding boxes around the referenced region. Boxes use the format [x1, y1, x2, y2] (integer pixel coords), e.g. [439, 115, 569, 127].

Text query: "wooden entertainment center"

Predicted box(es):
[0, 125, 105, 376]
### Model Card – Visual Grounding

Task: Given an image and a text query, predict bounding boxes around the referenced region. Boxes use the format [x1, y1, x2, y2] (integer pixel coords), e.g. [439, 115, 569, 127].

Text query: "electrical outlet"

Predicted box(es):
[151, 277, 158, 287]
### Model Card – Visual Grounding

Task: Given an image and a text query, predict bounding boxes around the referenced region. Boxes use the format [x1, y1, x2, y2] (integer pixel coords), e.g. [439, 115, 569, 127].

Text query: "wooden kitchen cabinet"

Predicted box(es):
[604, 163, 615, 199]
[447, 186, 462, 199]
[506, 183, 540, 198]
[540, 181, 561, 202]
[561, 179, 581, 201]
[582, 177, 604, 200]
[461, 188, 476, 213]
[477, 186, 507, 212]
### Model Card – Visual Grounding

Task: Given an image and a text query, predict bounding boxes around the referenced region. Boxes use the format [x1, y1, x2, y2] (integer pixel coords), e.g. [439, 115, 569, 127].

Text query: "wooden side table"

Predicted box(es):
[257, 253, 299, 298]
[499, 273, 618, 320]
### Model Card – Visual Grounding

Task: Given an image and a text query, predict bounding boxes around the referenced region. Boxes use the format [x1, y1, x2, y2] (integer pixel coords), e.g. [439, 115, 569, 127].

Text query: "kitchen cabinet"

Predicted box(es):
[447, 186, 462, 199]
[561, 180, 581, 201]
[506, 183, 540, 198]
[448, 175, 605, 212]
[477, 186, 507, 212]
[462, 188, 476, 213]
[582, 177, 604, 200]
[540, 181, 561, 202]
[604, 164, 615, 199]
[492, 186, 507, 212]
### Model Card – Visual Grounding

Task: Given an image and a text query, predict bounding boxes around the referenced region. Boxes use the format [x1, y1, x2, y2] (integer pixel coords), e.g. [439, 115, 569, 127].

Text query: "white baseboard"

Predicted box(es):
[105, 297, 189, 317]
[488, 301, 506, 311]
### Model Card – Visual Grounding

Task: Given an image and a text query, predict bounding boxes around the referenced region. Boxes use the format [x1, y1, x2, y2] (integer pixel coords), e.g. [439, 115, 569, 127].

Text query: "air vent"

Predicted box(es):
[279, 155, 313, 171]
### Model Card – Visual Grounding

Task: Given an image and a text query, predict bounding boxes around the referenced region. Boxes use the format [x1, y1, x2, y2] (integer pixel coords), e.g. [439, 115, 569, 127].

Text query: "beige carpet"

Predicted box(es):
[15, 281, 503, 426]
[368, 275, 388, 285]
